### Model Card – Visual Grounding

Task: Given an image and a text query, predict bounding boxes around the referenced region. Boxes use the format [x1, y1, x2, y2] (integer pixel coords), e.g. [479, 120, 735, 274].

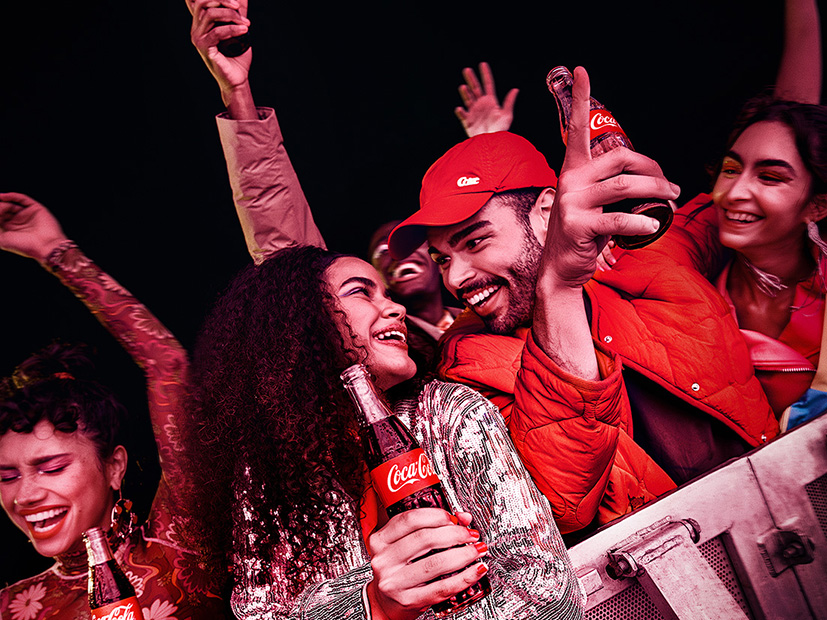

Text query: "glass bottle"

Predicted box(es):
[547, 65, 673, 249]
[84, 527, 141, 620]
[341, 364, 490, 617]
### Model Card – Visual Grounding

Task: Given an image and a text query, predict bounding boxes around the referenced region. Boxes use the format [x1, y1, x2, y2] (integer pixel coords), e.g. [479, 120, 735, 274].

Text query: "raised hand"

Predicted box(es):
[455, 62, 519, 137]
[531, 67, 679, 379]
[544, 67, 680, 288]
[186, 0, 256, 117]
[0, 192, 68, 263]
[366, 509, 488, 620]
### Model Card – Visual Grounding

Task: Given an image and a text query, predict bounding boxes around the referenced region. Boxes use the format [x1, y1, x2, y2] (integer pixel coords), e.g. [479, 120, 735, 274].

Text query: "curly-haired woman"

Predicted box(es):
[0, 193, 228, 619]
[184, 244, 585, 620]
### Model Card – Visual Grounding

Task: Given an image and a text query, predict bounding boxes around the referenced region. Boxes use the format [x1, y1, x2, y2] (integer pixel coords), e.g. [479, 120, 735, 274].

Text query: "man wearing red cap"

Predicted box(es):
[387, 68, 777, 535]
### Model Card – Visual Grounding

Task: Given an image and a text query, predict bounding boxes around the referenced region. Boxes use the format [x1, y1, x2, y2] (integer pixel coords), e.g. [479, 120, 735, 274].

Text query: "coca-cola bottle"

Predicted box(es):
[83, 527, 141, 620]
[547, 66, 673, 249]
[340, 364, 490, 617]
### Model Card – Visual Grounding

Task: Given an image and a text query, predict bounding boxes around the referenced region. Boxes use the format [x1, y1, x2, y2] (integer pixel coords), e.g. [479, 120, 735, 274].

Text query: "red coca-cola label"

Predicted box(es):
[90, 597, 142, 620]
[589, 109, 626, 139]
[370, 449, 440, 507]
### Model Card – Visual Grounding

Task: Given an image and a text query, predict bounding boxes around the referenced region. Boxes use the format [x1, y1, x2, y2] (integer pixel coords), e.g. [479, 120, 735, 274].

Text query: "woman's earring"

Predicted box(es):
[808, 220, 827, 256]
[111, 487, 138, 544]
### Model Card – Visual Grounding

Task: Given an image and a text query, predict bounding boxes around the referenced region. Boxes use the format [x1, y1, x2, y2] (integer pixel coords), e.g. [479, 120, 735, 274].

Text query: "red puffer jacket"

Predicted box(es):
[438, 196, 779, 534]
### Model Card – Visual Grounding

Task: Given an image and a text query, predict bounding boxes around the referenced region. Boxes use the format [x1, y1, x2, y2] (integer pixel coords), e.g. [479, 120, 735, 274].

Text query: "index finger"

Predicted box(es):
[561, 66, 592, 170]
[377, 508, 459, 546]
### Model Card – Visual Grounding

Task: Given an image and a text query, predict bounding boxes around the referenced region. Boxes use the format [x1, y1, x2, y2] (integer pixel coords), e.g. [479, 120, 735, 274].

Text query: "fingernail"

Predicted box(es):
[670, 182, 680, 194]
[468, 529, 480, 539]
[449, 515, 459, 525]
[473, 541, 488, 554]
[477, 562, 489, 576]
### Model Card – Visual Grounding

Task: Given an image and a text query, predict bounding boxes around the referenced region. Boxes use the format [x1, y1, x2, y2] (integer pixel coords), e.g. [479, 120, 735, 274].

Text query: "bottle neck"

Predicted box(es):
[84, 527, 114, 567]
[341, 364, 393, 425]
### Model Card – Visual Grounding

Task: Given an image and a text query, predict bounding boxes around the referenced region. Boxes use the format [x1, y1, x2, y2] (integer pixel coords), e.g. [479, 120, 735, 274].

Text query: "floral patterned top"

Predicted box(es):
[0, 242, 228, 620]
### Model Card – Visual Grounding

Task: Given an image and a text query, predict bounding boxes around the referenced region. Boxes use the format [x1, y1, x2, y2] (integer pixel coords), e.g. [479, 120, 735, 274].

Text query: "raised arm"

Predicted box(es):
[187, 0, 326, 263]
[0, 192, 190, 530]
[774, 0, 822, 103]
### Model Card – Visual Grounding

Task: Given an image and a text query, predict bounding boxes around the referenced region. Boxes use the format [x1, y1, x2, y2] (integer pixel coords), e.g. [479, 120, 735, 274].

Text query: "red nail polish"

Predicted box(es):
[473, 541, 488, 554]
[468, 529, 480, 539]
[476, 562, 488, 575]
[449, 515, 459, 525]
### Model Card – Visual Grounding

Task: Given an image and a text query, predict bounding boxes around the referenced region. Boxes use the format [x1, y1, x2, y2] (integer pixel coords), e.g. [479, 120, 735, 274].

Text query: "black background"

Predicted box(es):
[1, 1, 824, 586]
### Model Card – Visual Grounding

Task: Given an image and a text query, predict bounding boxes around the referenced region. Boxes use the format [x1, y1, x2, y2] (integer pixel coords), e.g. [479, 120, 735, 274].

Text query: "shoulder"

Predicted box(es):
[418, 380, 501, 430]
[438, 310, 526, 390]
[1, 569, 80, 615]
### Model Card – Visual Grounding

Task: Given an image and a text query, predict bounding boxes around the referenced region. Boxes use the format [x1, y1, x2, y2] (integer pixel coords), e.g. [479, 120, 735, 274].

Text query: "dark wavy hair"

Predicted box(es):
[184, 245, 385, 594]
[0, 341, 128, 461]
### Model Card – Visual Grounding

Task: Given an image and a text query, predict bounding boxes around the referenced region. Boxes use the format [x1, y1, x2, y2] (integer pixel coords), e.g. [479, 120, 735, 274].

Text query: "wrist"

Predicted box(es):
[221, 82, 257, 120]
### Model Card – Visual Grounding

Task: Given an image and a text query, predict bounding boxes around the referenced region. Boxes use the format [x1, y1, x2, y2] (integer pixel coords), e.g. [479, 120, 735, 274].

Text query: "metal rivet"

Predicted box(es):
[691, 383, 700, 392]
[604, 335, 612, 343]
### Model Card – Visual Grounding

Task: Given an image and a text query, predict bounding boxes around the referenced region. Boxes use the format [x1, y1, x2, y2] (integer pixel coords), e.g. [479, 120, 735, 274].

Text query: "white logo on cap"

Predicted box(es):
[457, 176, 480, 187]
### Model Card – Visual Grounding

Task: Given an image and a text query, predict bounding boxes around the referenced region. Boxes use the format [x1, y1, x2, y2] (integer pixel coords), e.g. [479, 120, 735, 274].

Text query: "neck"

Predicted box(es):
[733, 246, 816, 297]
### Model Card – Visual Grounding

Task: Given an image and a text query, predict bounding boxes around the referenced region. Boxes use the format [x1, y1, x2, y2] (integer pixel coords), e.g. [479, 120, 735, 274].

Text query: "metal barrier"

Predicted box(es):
[568, 413, 827, 620]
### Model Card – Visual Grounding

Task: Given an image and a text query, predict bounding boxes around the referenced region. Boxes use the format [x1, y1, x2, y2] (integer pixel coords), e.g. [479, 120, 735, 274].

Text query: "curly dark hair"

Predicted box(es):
[0, 340, 128, 461]
[184, 245, 387, 595]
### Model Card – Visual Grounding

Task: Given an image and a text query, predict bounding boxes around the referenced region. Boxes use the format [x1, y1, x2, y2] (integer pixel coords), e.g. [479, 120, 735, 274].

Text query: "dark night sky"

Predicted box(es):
[1, 0, 823, 585]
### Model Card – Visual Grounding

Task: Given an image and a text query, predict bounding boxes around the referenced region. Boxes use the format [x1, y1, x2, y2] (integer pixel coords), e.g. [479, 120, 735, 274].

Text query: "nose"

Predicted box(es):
[381, 296, 406, 321]
[719, 172, 751, 203]
[443, 256, 475, 298]
[14, 473, 47, 508]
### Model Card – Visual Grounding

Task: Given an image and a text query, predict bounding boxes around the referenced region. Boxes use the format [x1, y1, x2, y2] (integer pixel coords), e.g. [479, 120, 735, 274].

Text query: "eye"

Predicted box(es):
[38, 464, 67, 476]
[758, 171, 788, 184]
[0, 471, 20, 484]
[342, 286, 370, 298]
[430, 253, 449, 267]
[466, 235, 490, 251]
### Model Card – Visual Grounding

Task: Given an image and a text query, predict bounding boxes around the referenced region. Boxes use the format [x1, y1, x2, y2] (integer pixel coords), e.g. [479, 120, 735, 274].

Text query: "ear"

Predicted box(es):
[528, 188, 556, 244]
[106, 445, 128, 491]
[806, 194, 827, 223]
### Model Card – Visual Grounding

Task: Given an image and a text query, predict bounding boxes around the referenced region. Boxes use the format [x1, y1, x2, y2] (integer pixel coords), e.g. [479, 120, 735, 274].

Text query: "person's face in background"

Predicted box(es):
[325, 256, 418, 391]
[369, 222, 443, 303]
[712, 120, 818, 259]
[0, 420, 126, 557]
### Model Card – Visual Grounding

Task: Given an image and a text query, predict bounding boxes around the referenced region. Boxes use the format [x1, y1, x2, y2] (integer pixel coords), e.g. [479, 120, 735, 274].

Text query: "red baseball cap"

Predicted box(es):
[388, 131, 557, 259]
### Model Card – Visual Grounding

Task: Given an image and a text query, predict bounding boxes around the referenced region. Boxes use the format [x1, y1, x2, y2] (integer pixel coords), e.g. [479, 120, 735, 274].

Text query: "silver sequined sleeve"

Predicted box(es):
[406, 381, 585, 619]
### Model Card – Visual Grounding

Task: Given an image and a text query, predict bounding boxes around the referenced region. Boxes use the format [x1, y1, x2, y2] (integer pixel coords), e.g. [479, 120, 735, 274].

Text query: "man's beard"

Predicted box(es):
[481, 231, 543, 335]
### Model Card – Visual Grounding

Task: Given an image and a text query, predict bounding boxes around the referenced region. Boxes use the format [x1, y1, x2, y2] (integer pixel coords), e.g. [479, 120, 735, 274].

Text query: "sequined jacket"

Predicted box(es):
[0, 244, 227, 620]
[231, 380, 585, 620]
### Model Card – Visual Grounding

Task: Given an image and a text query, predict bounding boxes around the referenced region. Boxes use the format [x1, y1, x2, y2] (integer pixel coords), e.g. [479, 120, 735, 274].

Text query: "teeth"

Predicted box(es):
[725, 210, 761, 223]
[376, 330, 407, 343]
[467, 286, 499, 307]
[24, 508, 67, 523]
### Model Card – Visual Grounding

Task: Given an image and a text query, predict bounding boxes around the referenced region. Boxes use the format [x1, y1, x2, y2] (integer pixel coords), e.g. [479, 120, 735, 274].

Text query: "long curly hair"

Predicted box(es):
[183, 245, 379, 594]
[0, 340, 128, 461]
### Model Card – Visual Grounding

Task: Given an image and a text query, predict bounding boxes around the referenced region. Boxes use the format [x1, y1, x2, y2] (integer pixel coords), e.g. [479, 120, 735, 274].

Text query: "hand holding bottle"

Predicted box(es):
[366, 509, 488, 620]
[186, 0, 256, 118]
[543, 67, 680, 289]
